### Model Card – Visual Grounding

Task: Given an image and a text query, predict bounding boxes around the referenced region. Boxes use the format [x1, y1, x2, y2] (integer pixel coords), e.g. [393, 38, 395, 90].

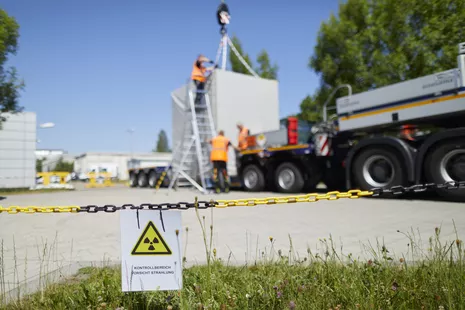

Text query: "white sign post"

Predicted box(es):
[120, 210, 183, 292]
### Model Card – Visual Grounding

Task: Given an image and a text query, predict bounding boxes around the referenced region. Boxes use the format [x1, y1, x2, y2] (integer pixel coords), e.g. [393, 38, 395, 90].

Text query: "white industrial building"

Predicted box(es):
[41, 153, 76, 172]
[0, 112, 37, 189]
[74, 152, 172, 180]
[35, 149, 66, 159]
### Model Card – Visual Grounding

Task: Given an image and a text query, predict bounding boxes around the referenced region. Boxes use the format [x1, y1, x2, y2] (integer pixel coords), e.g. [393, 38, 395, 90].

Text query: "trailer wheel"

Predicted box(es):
[353, 147, 406, 191]
[242, 165, 265, 192]
[275, 162, 304, 193]
[137, 172, 148, 187]
[129, 173, 137, 187]
[148, 171, 157, 187]
[425, 139, 465, 201]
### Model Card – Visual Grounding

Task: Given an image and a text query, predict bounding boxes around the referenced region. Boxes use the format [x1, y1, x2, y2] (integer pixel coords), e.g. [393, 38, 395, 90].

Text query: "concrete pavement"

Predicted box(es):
[1, 185, 464, 300]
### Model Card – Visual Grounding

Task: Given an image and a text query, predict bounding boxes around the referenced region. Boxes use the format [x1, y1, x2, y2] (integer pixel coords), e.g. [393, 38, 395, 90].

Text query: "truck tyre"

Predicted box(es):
[162, 176, 170, 187]
[274, 162, 305, 193]
[148, 171, 157, 187]
[137, 172, 148, 187]
[129, 173, 137, 187]
[242, 165, 265, 192]
[425, 139, 465, 202]
[353, 147, 406, 191]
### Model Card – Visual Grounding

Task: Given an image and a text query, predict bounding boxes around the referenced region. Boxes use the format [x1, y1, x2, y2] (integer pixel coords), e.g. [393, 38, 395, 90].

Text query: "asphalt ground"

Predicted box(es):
[1, 184, 464, 299]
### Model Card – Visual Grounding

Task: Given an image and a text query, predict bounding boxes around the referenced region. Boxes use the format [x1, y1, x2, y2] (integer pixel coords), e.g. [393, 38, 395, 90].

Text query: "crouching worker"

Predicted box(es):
[208, 130, 238, 193]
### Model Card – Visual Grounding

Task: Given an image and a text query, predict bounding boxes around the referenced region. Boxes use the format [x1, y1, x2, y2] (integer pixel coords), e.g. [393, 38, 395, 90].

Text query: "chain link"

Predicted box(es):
[369, 181, 465, 196]
[0, 181, 464, 214]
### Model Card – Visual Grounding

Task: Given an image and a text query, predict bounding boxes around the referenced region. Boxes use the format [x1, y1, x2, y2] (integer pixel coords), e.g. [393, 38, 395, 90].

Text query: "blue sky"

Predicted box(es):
[2, 0, 340, 155]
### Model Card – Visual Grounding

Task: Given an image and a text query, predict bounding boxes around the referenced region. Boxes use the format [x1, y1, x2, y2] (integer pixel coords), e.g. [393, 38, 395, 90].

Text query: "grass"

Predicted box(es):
[1, 203, 465, 309]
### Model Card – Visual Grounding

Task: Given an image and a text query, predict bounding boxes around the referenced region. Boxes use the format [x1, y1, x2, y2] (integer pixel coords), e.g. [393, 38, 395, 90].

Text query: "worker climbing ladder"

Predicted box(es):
[156, 1, 260, 194]
[164, 79, 217, 193]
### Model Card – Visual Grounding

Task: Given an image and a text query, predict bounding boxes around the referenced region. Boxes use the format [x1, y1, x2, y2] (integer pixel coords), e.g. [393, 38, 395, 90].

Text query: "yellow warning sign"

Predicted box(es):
[131, 221, 172, 255]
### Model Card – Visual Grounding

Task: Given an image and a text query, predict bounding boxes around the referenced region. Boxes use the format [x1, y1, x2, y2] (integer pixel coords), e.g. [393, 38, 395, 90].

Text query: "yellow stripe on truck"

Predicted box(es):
[240, 144, 310, 155]
[339, 92, 465, 121]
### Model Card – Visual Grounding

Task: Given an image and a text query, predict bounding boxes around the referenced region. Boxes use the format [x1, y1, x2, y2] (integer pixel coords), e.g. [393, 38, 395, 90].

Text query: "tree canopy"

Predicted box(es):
[0, 8, 24, 125]
[229, 35, 278, 80]
[299, 0, 465, 121]
[54, 158, 74, 173]
[154, 130, 170, 152]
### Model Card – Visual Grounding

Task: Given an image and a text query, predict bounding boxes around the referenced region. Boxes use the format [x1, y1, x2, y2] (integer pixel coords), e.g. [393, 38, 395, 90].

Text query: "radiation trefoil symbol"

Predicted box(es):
[144, 236, 158, 251]
[131, 221, 172, 255]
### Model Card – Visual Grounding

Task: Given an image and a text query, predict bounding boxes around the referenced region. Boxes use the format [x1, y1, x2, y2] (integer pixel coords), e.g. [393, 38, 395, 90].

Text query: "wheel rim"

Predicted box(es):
[138, 175, 146, 186]
[362, 155, 395, 188]
[244, 170, 258, 189]
[440, 149, 465, 182]
[278, 168, 296, 190]
[130, 174, 136, 186]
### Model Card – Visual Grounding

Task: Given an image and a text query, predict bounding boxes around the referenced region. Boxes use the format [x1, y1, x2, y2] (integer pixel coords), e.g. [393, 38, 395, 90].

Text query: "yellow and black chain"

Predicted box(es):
[0, 181, 464, 214]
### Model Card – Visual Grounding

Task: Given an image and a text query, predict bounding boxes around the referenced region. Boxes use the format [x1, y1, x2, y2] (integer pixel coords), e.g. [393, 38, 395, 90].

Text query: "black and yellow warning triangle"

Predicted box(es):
[131, 221, 172, 255]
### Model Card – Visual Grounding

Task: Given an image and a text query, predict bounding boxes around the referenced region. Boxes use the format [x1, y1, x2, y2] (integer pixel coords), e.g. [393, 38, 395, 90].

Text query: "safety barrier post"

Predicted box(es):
[85, 172, 114, 188]
[34, 172, 74, 190]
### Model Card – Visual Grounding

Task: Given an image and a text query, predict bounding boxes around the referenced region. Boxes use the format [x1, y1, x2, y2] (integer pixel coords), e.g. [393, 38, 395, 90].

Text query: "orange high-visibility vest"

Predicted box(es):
[210, 135, 229, 162]
[191, 61, 206, 82]
[238, 127, 249, 150]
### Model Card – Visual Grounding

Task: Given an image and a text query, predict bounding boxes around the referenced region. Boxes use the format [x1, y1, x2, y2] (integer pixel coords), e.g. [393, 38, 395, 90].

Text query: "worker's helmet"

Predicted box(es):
[401, 124, 416, 129]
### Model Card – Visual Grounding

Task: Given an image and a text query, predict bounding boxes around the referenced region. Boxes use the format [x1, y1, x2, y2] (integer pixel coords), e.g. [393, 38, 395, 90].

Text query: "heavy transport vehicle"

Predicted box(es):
[127, 158, 170, 188]
[236, 42, 465, 201]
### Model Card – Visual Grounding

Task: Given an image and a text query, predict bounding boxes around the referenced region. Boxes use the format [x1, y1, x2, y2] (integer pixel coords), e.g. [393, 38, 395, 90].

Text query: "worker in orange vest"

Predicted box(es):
[400, 124, 416, 141]
[236, 122, 250, 151]
[191, 54, 215, 105]
[208, 130, 239, 193]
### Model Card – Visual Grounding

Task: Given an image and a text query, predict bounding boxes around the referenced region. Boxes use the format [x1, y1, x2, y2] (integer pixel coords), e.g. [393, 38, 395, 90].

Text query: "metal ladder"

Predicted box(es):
[166, 79, 217, 193]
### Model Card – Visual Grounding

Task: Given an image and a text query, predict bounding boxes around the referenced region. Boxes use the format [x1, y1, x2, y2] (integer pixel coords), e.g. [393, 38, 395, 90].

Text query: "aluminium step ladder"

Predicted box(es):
[166, 79, 217, 193]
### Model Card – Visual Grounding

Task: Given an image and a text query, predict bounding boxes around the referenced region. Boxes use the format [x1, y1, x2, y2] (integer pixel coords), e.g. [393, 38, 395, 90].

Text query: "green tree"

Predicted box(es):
[256, 50, 278, 80]
[0, 9, 24, 126]
[299, 0, 465, 120]
[228, 35, 278, 80]
[54, 158, 74, 173]
[36, 158, 44, 172]
[154, 130, 170, 152]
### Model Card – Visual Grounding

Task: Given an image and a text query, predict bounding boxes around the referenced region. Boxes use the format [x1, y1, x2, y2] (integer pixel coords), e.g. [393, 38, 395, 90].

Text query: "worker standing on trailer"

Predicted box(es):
[191, 54, 215, 105]
[208, 130, 238, 193]
[236, 122, 250, 151]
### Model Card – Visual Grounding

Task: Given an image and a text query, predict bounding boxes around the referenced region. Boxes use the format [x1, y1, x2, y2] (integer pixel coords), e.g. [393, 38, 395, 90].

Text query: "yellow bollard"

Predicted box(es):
[36, 172, 71, 187]
[85, 172, 114, 188]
